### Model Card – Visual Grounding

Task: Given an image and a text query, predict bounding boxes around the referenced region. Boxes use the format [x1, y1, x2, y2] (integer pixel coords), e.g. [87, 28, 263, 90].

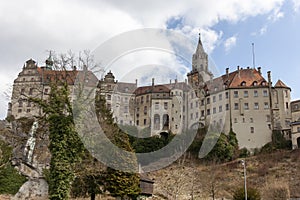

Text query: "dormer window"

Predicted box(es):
[261, 81, 267, 86]
[241, 81, 246, 86]
[253, 81, 258, 86]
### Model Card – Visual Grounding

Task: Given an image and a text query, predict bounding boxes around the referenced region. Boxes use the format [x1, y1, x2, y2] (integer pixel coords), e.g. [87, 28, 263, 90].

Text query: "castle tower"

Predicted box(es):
[188, 33, 212, 87]
[192, 33, 208, 72]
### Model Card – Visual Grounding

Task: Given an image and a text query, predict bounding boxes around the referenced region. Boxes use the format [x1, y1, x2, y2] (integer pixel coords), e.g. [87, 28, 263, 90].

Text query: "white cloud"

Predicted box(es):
[268, 7, 284, 22]
[224, 36, 237, 52]
[292, 0, 300, 12]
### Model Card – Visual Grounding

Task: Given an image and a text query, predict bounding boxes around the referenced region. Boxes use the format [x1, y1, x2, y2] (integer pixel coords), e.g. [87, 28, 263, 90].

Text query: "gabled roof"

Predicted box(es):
[202, 68, 268, 92]
[37, 67, 79, 85]
[274, 79, 290, 89]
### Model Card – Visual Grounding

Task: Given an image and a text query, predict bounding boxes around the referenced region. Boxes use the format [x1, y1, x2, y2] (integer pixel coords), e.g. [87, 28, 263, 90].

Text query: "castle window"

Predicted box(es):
[44, 88, 49, 94]
[136, 120, 139, 126]
[164, 102, 168, 110]
[254, 90, 258, 97]
[219, 106, 222, 112]
[144, 119, 147, 125]
[250, 118, 254, 123]
[26, 109, 31, 113]
[226, 92, 229, 99]
[196, 101, 199, 108]
[253, 81, 258, 86]
[234, 91, 238, 98]
[285, 90, 288, 98]
[263, 90, 268, 97]
[190, 102, 193, 109]
[213, 96, 216, 103]
[107, 95, 111, 100]
[241, 81, 246, 86]
[144, 106, 147, 114]
[234, 103, 239, 110]
[244, 103, 249, 110]
[264, 102, 269, 109]
[219, 94, 222, 101]
[261, 81, 267, 86]
[18, 109, 22, 113]
[207, 109, 211, 115]
[201, 99, 204, 106]
[155, 102, 159, 110]
[201, 110, 204, 117]
[286, 102, 289, 109]
[226, 104, 229, 110]
[31, 77, 34, 81]
[196, 112, 199, 118]
[266, 115, 271, 122]
[244, 91, 248, 98]
[234, 118, 237, 123]
[21, 88, 25, 95]
[254, 102, 259, 110]
[250, 127, 254, 133]
[207, 98, 210, 104]
[213, 107, 216, 114]
[124, 106, 128, 113]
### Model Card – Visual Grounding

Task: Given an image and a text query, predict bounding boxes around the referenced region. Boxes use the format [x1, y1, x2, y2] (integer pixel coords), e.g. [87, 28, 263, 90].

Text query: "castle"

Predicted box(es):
[8, 35, 299, 150]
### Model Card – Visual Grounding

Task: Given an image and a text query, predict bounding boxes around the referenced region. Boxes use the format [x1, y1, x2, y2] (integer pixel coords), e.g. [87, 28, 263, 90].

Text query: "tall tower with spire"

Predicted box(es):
[188, 33, 212, 87]
[192, 33, 208, 72]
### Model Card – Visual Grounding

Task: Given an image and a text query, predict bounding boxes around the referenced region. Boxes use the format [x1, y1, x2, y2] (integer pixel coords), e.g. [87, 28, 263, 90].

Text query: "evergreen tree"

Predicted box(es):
[95, 89, 140, 200]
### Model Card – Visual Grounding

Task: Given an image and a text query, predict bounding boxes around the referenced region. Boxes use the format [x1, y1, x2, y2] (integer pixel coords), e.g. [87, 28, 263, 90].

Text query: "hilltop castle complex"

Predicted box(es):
[8, 36, 300, 150]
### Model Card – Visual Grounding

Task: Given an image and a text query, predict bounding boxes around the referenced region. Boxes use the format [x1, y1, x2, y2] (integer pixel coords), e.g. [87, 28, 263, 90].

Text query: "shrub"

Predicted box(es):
[233, 187, 261, 200]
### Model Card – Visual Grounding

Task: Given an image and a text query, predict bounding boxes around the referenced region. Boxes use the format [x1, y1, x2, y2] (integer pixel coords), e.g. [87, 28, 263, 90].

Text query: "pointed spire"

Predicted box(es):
[45, 50, 53, 70]
[198, 32, 203, 46]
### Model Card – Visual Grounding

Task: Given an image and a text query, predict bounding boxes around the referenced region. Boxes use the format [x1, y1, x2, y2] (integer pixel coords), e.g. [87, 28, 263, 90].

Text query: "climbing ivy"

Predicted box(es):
[31, 82, 84, 200]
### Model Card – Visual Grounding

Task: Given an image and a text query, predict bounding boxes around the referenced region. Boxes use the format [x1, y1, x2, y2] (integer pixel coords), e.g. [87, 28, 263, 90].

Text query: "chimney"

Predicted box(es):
[237, 66, 240, 71]
[258, 67, 261, 74]
[247, 66, 250, 69]
[267, 71, 272, 85]
[185, 79, 187, 84]
[170, 79, 172, 84]
[226, 68, 229, 75]
[152, 78, 154, 86]
[175, 78, 178, 84]
[135, 79, 138, 86]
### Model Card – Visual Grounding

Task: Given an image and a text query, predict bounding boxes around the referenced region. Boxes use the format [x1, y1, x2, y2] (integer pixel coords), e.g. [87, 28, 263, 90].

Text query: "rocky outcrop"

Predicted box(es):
[1, 118, 51, 199]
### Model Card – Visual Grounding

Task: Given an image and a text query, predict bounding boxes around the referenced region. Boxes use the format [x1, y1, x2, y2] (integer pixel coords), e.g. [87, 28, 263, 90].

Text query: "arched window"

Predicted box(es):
[163, 114, 169, 129]
[154, 114, 160, 130]
[241, 81, 246, 86]
[253, 81, 258, 86]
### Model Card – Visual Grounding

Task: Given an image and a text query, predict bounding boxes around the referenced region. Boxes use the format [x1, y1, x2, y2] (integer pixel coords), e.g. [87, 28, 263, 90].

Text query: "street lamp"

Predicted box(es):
[241, 160, 247, 200]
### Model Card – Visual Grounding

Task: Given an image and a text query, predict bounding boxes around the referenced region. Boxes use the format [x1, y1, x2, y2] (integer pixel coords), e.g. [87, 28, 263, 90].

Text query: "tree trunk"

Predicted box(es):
[91, 192, 95, 200]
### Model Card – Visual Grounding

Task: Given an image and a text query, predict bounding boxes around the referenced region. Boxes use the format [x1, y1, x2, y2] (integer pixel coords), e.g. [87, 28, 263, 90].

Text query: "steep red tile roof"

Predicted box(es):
[37, 67, 78, 85]
[203, 68, 268, 93]
[274, 79, 290, 89]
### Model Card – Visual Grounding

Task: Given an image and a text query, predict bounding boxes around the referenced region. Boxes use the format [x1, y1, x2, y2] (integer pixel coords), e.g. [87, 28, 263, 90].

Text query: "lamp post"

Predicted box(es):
[241, 159, 247, 200]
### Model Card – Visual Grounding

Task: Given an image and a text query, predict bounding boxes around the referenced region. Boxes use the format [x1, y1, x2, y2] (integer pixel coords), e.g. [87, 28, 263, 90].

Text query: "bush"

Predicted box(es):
[263, 182, 290, 200]
[239, 148, 251, 158]
[0, 140, 26, 195]
[0, 164, 27, 194]
[233, 187, 261, 200]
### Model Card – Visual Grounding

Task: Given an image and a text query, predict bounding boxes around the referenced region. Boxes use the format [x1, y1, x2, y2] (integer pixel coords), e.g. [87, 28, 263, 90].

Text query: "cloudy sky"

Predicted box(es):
[1, 0, 300, 119]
